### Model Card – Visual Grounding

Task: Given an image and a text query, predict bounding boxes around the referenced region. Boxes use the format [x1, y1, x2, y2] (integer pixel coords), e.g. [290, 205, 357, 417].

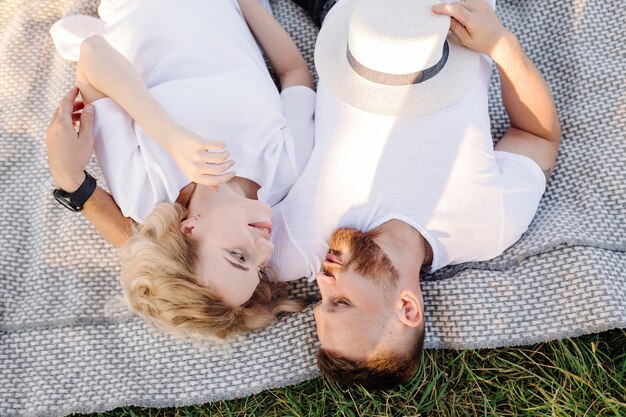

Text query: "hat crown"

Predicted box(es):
[347, 0, 450, 75]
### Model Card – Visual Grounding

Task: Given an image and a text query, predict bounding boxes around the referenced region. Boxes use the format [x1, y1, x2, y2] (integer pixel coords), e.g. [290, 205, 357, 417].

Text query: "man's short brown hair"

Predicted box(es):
[316, 320, 426, 390]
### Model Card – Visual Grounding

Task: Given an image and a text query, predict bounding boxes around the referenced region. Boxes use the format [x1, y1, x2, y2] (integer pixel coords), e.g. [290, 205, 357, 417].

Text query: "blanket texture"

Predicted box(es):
[1, 0, 624, 415]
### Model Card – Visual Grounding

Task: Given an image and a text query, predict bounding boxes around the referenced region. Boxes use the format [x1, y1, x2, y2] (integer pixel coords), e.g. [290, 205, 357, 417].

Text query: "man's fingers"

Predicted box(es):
[77, 105, 94, 140]
[449, 17, 470, 42]
[431, 3, 471, 27]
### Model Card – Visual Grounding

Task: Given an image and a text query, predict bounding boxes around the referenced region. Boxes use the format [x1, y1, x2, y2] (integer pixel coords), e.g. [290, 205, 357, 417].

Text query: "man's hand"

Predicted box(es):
[162, 123, 236, 188]
[46, 87, 94, 192]
[434, 0, 561, 171]
[431, 0, 510, 60]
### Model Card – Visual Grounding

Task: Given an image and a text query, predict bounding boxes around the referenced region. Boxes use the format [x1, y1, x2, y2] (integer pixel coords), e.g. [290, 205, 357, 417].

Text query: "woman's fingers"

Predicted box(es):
[72, 99, 85, 112]
[201, 150, 230, 164]
[196, 159, 235, 175]
[78, 105, 94, 141]
[196, 171, 236, 187]
[203, 140, 227, 151]
[58, 87, 80, 117]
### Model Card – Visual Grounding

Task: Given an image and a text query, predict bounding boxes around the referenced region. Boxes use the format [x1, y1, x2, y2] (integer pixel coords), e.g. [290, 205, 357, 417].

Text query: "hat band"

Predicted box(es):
[347, 41, 449, 86]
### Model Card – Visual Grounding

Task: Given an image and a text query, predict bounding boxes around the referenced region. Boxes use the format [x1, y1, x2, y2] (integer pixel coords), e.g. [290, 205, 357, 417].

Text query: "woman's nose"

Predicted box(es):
[256, 239, 275, 265]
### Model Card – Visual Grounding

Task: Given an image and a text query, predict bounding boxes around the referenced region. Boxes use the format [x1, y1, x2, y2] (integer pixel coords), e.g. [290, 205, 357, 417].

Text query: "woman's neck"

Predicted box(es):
[227, 177, 261, 200]
[177, 177, 260, 208]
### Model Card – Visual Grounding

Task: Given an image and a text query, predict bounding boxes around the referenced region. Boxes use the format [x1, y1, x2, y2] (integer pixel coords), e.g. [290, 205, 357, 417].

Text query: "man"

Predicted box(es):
[271, 0, 561, 388]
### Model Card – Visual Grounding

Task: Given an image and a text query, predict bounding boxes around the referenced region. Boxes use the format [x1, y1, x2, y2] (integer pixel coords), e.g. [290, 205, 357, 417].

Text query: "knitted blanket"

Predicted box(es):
[1, 0, 624, 415]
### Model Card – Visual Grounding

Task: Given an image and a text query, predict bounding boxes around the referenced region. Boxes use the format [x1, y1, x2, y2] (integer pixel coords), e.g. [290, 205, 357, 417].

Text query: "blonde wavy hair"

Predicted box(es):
[119, 203, 304, 340]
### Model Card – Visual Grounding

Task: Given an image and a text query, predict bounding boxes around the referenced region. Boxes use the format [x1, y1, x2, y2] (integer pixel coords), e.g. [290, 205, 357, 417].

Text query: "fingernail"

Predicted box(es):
[84, 105, 93, 113]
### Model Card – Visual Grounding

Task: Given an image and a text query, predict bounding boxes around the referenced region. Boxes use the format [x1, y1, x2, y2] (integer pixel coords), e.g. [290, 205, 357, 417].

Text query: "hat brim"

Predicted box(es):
[314, 0, 480, 117]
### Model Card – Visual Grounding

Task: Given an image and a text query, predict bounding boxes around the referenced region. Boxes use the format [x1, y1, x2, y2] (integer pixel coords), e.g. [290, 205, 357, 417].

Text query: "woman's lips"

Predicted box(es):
[249, 222, 273, 236]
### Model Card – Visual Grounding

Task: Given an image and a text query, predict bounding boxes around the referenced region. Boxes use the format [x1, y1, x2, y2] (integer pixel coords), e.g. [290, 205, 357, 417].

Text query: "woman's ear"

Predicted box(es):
[180, 218, 195, 236]
[396, 288, 423, 328]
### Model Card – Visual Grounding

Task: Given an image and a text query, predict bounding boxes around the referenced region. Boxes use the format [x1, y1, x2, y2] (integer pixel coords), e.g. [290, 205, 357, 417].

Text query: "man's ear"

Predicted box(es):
[180, 218, 195, 236]
[396, 289, 423, 328]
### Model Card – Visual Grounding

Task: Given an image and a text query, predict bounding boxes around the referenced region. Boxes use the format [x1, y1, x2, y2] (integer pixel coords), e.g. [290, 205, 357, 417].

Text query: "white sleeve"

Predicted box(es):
[269, 204, 317, 282]
[280, 86, 316, 175]
[496, 151, 546, 249]
[91, 98, 160, 224]
[50, 15, 105, 62]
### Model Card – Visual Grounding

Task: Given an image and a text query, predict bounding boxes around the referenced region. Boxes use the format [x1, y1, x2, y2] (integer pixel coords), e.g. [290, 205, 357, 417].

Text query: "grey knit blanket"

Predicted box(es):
[1, 0, 624, 415]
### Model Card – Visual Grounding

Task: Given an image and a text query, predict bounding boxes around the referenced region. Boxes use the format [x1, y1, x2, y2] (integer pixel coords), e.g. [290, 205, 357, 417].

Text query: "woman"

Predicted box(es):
[47, 0, 315, 339]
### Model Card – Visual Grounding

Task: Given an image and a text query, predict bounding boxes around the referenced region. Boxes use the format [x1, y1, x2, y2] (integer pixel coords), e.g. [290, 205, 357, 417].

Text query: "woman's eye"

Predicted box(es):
[231, 251, 246, 262]
[334, 298, 350, 306]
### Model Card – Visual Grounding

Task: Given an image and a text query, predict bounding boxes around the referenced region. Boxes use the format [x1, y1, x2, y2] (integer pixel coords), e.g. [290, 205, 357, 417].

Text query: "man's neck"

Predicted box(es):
[371, 219, 429, 266]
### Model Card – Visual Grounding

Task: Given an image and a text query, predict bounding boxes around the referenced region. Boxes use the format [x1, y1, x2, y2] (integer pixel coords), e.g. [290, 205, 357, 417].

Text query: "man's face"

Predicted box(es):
[313, 228, 400, 361]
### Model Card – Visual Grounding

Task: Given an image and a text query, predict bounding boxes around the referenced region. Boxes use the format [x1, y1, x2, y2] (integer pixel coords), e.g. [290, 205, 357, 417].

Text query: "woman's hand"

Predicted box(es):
[46, 87, 94, 191]
[431, 0, 511, 61]
[162, 124, 236, 188]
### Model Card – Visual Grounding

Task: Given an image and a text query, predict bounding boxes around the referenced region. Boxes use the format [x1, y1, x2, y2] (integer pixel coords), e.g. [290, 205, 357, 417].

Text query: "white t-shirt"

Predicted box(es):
[269, 53, 546, 282]
[50, 0, 316, 223]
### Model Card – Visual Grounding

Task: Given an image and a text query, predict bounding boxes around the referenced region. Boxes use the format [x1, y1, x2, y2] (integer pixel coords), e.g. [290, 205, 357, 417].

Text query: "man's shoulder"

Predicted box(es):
[270, 205, 316, 281]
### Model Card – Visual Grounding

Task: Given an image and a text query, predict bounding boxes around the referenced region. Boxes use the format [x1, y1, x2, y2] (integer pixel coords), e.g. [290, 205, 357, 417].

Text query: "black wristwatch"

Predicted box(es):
[53, 171, 97, 212]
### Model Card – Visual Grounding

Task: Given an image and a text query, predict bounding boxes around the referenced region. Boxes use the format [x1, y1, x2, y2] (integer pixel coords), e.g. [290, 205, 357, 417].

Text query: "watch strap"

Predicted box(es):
[53, 171, 97, 212]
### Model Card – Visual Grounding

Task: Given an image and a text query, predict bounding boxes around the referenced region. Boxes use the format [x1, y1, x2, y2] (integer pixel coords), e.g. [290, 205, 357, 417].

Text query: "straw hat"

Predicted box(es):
[314, 0, 480, 117]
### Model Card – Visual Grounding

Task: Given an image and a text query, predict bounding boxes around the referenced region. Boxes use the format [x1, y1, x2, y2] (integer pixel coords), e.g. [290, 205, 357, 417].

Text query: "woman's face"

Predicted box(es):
[181, 188, 274, 306]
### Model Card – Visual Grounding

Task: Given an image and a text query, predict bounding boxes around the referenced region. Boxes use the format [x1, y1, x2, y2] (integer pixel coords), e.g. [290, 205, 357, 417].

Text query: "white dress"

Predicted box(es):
[51, 0, 316, 223]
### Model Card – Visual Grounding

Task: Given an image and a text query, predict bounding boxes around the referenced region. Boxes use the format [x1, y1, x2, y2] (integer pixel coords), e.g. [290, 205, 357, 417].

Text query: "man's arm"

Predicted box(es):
[237, 0, 313, 89]
[491, 33, 561, 180]
[75, 35, 235, 187]
[432, 0, 561, 178]
[47, 87, 134, 247]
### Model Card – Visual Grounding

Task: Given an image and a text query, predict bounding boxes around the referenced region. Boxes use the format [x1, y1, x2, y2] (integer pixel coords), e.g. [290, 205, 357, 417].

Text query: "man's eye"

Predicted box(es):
[231, 251, 246, 262]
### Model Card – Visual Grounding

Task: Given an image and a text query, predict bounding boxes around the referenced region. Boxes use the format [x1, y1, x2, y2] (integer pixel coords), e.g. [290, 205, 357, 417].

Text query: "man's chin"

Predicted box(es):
[327, 227, 361, 255]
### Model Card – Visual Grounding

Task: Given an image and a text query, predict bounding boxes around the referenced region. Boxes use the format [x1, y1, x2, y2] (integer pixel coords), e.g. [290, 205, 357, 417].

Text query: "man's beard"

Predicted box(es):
[327, 227, 399, 286]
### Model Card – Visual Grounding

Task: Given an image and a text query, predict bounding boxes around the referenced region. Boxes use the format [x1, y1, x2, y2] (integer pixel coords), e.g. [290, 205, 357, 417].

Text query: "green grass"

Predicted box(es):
[87, 329, 625, 417]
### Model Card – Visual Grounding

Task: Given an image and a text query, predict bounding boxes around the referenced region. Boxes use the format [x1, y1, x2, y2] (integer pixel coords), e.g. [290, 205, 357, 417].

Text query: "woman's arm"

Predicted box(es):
[237, 0, 313, 89]
[47, 87, 134, 247]
[432, 0, 561, 177]
[83, 187, 135, 247]
[75, 35, 235, 187]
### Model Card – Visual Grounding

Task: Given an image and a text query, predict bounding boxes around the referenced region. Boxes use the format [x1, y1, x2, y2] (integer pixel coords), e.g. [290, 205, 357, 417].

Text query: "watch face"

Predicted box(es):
[53, 189, 81, 212]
